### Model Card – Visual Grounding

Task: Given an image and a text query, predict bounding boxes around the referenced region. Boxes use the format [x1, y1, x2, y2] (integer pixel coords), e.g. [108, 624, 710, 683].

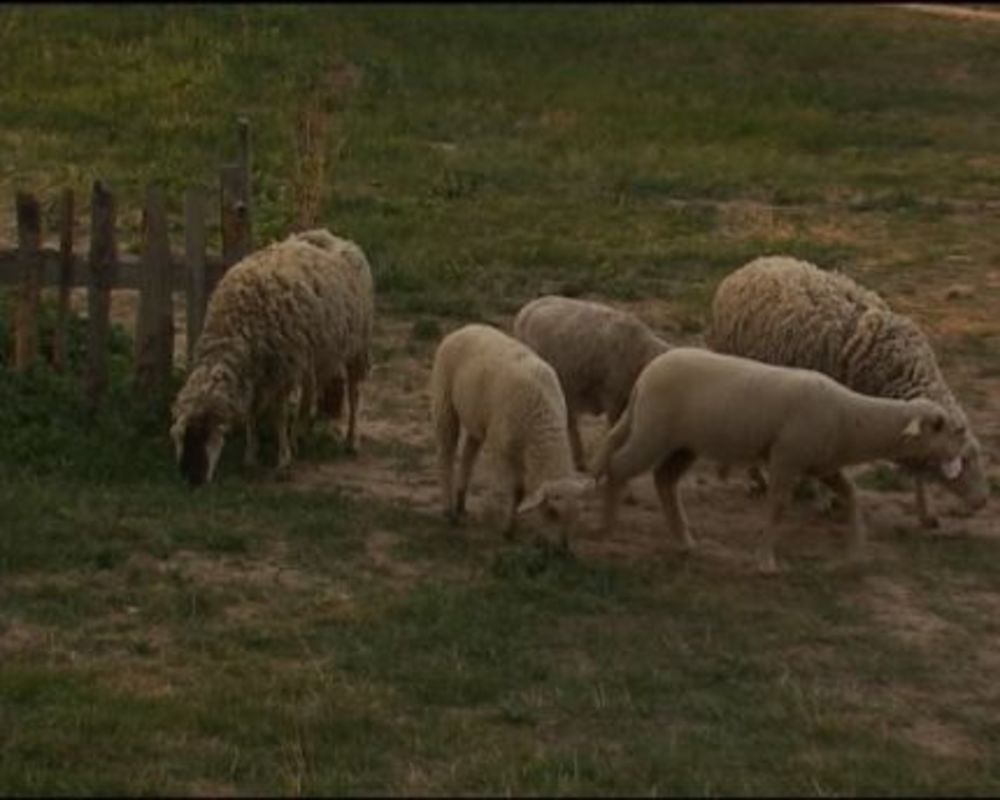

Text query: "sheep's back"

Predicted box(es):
[710, 255, 888, 382]
[513, 296, 667, 415]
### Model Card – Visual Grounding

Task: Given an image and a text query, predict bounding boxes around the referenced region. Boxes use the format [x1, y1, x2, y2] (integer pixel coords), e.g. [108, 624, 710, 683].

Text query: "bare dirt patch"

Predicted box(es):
[285, 304, 999, 580]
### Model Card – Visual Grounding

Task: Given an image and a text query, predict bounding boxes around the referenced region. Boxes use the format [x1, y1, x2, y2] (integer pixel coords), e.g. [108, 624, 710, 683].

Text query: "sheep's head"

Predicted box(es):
[170, 363, 242, 488]
[916, 427, 989, 513]
[170, 410, 229, 487]
[898, 399, 967, 481]
[516, 474, 597, 543]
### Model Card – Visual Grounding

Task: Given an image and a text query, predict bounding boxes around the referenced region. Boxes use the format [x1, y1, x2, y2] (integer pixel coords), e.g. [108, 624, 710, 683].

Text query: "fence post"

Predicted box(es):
[53, 187, 75, 372]
[134, 184, 174, 394]
[220, 164, 251, 272]
[217, 119, 253, 290]
[86, 181, 115, 411]
[13, 191, 42, 372]
[237, 116, 252, 237]
[184, 185, 208, 366]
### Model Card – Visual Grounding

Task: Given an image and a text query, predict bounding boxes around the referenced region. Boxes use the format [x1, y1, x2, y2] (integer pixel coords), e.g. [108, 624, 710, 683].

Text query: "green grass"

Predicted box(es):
[4, 5, 1000, 310]
[3, 5, 1000, 795]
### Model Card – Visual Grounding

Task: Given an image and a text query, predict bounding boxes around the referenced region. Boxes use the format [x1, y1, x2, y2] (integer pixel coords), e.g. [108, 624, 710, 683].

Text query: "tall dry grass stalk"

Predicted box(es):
[290, 60, 361, 231]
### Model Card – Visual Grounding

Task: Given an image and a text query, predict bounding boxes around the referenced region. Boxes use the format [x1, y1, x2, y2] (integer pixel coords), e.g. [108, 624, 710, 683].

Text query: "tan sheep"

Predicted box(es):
[708, 255, 988, 527]
[170, 229, 374, 486]
[512, 295, 671, 470]
[429, 323, 595, 550]
[593, 347, 967, 573]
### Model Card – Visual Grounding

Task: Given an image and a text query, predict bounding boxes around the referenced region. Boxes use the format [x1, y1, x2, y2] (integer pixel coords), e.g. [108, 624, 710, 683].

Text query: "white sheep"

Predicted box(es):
[512, 295, 671, 470]
[708, 255, 988, 527]
[170, 229, 374, 486]
[593, 347, 968, 573]
[429, 323, 595, 550]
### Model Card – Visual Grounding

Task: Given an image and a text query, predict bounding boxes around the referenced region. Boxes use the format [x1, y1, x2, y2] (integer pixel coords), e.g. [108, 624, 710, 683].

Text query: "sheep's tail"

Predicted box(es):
[591, 384, 638, 479]
[429, 355, 459, 449]
[592, 381, 670, 482]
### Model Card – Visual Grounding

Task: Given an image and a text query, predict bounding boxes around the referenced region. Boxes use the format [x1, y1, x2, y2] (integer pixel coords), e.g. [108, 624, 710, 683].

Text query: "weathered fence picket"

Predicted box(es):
[54, 188, 75, 373]
[134, 185, 174, 393]
[14, 192, 42, 372]
[184, 185, 208, 365]
[86, 181, 116, 410]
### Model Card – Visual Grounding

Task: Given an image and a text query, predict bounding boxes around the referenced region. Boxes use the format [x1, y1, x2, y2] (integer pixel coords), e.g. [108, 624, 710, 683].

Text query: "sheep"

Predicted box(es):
[170, 228, 374, 486]
[512, 295, 671, 470]
[708, 255, 988, 527]
[593, 347, 968, 573]
[429, 323, 596, 550]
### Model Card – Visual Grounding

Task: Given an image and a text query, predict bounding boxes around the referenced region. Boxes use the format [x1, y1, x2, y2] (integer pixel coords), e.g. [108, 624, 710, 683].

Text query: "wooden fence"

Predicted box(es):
[0, 120, 254, 409]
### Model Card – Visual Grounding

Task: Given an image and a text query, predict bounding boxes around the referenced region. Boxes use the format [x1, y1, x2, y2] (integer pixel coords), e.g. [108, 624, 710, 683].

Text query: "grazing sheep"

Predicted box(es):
[593, 347, 967, 573]
[430, 323, 595, 550]
[170, 229, 374, 486]
[708, 255, 988, 527]
[512, 295, 671, 470]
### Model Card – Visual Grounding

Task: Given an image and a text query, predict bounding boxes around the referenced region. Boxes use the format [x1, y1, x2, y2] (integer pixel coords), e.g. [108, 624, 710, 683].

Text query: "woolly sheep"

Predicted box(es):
[429, 323, 595, 550]
[708, 255, 988, 527]
[512, 295, 671, 470]
[593, 347, 967, 573]
[170, 229, 374, 486]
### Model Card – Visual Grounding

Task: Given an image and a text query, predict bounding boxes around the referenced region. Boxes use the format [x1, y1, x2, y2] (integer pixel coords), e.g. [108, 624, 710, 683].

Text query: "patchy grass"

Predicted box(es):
[3, 5, 1000, 796]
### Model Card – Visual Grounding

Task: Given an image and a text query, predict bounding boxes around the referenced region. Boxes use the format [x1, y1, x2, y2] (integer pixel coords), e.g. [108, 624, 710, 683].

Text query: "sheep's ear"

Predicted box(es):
[902, 417, 921, 439]
[516, 488, 547, 515]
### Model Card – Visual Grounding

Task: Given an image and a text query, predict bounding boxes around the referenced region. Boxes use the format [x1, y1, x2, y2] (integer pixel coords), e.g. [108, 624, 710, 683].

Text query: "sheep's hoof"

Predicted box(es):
[755, 554, 784, 575]
[446, 509, 464, 526]
[919, 515, 941, 530]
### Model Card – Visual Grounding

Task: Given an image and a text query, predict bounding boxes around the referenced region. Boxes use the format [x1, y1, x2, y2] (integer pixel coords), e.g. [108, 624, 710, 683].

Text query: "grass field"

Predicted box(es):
[2, 5, 1000, 795]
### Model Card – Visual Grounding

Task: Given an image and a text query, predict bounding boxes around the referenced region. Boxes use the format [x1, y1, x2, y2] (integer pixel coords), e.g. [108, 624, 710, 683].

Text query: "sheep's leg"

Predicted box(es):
[276, 390, 302, 470]
[244, 416, 259, 468]
[747, 464, 768, 497]
[567, 412, 586, 472]
[435, 406, 461, 523]
[757, 467, 795, 574]
[498, 456, 523, 540]
[345, 367, 361, 455]
[818, 470, 867, 562]
[296, 370, 317, 445]
[913, 476, 940, 529]
[653, 450, 697, 551]
[454, 434, 483, 521]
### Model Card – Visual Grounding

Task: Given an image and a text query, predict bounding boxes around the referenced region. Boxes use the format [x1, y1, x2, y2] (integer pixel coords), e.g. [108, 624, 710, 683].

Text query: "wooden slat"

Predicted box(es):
[134, 184, 174, 393]
[53, 188, 74, 372]
[184, 185, 208, 366]
[13, 191, 42, 372]
[85, 181, 115, 411]
[0, 248, 223, 289]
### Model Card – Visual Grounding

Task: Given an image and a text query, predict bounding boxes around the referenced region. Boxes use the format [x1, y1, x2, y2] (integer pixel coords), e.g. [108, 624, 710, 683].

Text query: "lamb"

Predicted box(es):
[708, 255, 988, 527]
[429, 323, 595, 550]
[593, 347, 968, 573]
[170, 228, 375, 486]
[512, 295, 671, 470]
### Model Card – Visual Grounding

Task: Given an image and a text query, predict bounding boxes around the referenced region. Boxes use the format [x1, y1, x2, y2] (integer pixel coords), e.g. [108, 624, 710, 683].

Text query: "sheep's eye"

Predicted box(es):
[932, 415, 945, 433]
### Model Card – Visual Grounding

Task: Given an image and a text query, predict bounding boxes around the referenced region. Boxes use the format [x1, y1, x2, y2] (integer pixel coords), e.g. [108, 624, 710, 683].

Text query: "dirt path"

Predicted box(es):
[285, 297, 999, 577]
[891, 3, 1000, 23]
